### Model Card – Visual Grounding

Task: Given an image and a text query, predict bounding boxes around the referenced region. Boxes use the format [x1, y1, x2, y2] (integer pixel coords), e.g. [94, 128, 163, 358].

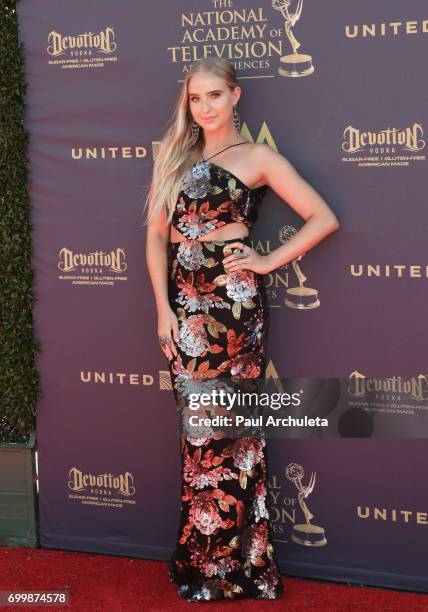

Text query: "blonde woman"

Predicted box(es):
[145, 57, 339, 602]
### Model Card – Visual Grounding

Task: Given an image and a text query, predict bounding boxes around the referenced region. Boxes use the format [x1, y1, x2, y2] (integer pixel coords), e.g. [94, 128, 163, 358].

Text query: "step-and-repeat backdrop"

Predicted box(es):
[17, 0, 428, 592]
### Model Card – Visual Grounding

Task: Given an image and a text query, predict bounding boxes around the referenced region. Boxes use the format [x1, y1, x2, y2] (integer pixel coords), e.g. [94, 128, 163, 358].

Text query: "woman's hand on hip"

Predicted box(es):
[222, 242, 273, 275]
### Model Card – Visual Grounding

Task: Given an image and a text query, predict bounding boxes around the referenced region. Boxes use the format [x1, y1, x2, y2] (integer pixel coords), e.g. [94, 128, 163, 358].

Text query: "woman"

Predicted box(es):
[144, 57, 339, 602]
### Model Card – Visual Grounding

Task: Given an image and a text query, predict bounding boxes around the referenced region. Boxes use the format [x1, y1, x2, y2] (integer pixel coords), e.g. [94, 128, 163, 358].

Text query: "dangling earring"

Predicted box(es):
[190, 120, 200, 145]
[232, 104, 241, 139]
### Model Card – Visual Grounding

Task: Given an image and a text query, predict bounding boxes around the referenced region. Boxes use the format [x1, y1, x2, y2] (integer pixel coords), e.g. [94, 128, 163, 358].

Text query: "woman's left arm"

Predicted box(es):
[223, 144, 340, 274]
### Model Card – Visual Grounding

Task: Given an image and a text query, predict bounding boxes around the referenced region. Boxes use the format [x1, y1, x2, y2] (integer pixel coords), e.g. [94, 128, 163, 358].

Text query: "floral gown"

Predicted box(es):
[165, 157, 284, 602]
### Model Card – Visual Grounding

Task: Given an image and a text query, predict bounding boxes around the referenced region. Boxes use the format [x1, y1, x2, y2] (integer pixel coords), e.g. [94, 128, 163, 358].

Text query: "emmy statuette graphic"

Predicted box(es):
[272, 0, 315, 77]
[286, 462, 327, 546]
[279, 226, 320, 309]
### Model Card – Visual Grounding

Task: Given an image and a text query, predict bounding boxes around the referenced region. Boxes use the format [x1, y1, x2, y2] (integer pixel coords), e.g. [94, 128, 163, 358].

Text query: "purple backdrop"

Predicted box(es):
[17, 0, 428, 592]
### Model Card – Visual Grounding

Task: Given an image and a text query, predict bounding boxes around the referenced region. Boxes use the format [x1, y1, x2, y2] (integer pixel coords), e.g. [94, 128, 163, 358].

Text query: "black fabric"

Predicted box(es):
[165, 234, 284, 602]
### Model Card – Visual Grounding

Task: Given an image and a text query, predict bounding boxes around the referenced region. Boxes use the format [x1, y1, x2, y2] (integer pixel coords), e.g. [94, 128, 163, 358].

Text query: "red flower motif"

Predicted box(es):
[226, 329, 247, 357]
[242, 522, 268, 558]
[189, 491, 223, 535]
[232, 437, 265, 471]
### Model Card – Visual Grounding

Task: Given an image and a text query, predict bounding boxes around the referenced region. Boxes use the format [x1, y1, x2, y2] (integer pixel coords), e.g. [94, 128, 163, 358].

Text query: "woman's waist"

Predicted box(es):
[167, 235, 252, 260]
[169, 222, 252, 245]
[168, 235, 252, 248]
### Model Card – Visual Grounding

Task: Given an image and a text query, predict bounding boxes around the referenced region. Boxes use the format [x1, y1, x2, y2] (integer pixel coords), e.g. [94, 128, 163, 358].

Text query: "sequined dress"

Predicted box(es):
[166, 143, 284, 602]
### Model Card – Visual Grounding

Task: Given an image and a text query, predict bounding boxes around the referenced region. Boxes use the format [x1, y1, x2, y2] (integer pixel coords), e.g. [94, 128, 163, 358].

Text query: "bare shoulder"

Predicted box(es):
[243, 141, 270, 160]
[245, 143, 339, 226]
[250, 142, 292, 167]
[247, 142, 300, 184]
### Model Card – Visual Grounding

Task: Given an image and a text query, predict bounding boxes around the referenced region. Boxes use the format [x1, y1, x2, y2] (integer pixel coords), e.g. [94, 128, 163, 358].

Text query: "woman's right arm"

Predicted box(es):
[145, 205, 179, 362]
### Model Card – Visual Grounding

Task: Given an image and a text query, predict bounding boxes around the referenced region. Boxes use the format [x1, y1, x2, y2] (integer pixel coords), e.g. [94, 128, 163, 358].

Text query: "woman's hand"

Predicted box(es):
[222, 242, 274, 275]
[157, 305, 180, 362]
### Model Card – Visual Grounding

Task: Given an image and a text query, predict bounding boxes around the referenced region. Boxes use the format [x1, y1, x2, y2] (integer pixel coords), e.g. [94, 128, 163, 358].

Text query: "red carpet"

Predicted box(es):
[0, 546, 427, 610]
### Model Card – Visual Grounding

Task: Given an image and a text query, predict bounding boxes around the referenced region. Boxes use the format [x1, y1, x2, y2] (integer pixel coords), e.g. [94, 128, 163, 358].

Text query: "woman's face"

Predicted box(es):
[187, 71, 240, 132]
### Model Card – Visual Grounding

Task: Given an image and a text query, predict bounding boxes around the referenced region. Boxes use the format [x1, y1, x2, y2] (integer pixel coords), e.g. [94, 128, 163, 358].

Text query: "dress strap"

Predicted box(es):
[201, 141, 249, 162]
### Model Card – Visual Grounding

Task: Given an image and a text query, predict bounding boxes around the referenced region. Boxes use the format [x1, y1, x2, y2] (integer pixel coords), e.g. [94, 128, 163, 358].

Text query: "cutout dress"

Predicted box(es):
[166, 143, 284, 602]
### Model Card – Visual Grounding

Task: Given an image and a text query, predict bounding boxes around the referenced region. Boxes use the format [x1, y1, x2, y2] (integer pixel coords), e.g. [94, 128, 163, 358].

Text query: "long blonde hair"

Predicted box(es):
[141, 57, 239, 226]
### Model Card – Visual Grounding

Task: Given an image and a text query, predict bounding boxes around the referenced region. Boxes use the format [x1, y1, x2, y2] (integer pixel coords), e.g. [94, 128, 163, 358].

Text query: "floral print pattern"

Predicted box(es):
[166, 237, 284, 602]
[176, 240, 205, 270]
[172, 160, 267, 240]
[180, 160, 212, 200]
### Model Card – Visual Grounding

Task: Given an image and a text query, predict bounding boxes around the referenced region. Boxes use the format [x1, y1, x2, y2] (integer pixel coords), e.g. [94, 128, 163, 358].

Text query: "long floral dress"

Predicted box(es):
[165, 158, 284, 602]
